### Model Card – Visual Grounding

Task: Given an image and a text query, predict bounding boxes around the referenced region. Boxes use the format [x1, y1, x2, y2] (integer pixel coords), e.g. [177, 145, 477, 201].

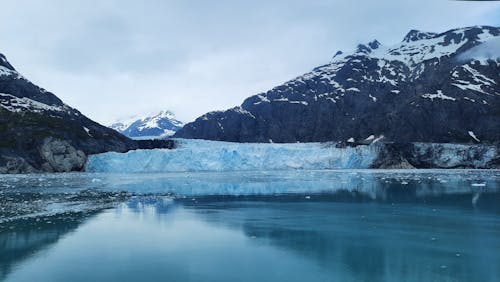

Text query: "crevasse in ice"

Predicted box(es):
[86, 139, 379, 173]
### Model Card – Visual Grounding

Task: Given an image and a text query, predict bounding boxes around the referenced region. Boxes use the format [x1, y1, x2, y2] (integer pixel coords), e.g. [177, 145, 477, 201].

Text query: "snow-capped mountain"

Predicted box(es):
[0, 53, 138, 173]
[110, 110, 184, 138]
[175, 26, 500, 144]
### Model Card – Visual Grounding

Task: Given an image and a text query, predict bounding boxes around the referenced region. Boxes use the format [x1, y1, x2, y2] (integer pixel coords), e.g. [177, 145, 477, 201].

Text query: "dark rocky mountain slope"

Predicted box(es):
[175, 26, 500, 144]
[0, 53, 170, 173]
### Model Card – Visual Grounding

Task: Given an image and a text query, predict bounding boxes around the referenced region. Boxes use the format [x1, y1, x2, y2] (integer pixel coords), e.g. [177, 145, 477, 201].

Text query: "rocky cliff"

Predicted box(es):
[0, 53, 158, 173]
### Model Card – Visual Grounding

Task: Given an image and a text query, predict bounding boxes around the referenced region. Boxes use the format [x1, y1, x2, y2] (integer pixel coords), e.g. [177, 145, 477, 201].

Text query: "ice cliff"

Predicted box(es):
[85, 139, 499, 173]
[86, 139, 378, 172]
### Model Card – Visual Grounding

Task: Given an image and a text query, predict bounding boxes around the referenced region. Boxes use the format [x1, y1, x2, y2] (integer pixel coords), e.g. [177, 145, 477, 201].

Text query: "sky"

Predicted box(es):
[1, 0, 499, 124]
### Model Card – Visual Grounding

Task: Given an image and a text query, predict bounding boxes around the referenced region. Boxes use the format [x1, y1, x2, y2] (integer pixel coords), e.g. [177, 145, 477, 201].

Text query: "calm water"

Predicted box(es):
[1, 170, 500, 282]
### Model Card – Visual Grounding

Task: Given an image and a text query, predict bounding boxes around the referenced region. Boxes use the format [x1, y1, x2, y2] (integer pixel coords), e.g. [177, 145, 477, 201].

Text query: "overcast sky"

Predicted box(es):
[1, 0, 499, 124]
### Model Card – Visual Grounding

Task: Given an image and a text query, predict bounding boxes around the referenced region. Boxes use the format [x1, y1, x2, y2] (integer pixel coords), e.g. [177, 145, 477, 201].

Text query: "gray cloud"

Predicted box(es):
[459, 37, 500, 61]
[1, 0, 499, 123]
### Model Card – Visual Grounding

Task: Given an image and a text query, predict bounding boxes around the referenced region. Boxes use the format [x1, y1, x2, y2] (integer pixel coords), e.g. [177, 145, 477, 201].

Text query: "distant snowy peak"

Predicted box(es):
[110, 110, 184, 138]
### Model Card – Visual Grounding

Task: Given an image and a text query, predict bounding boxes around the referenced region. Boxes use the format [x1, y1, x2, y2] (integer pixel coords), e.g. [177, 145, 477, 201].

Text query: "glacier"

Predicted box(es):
[86, 139, 379, 173]
[86, 139, 499, 173]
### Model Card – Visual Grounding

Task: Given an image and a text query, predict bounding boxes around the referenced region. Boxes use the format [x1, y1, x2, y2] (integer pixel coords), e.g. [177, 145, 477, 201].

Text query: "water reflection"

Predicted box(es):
[0, 212, 99, 280]
[1, 197, 500, 282]
[2, 170, 498, 198]
[98, 170, 499, 199]
[183, 200, 500, 282]
[0, 170, 499, 282]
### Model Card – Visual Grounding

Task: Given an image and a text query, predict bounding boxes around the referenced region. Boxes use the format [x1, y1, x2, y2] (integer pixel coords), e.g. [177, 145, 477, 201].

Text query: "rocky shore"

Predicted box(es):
[371, 142, 499, 169]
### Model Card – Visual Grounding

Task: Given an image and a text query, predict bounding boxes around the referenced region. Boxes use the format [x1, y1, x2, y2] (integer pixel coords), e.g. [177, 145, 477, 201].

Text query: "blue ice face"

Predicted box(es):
[86, 139, 379, 173]
[86, 139, 499, 173]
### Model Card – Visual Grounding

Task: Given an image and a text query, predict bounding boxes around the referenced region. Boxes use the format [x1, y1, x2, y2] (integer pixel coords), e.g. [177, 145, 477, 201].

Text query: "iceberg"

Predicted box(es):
[86, 139, 379, 173]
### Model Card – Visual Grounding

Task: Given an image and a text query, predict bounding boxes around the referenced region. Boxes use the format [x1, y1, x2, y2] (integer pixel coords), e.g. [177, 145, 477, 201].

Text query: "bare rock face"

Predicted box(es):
[370, 143, 416, 169]
[0, 156, 37, 174]
[39, 138, 86, 172]
[371, 143, 500, 169]
[406, 143, 500, 169]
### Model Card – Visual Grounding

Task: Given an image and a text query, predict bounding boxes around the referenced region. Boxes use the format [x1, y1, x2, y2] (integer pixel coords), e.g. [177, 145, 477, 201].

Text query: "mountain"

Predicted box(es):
[175, 26, 500, 144]
[0, 53, 145, 173]
[110, 110, 184, 138]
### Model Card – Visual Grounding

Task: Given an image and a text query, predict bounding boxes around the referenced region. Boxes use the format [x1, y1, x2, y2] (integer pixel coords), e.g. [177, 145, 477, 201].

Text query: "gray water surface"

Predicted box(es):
[1, 170, 499, 282]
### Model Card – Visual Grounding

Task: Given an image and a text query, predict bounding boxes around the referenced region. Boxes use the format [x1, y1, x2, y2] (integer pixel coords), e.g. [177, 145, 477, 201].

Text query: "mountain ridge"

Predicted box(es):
[0, 53, 142, 173]
[175, 25, 500, 144]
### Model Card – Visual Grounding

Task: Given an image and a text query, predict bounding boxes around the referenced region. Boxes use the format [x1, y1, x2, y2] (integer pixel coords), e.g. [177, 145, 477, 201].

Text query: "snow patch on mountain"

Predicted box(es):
[0, 93, 70, 113]
[0, 66, 14, 76]
[451, 63, 495, 95]
[421, 90, 456, 101]
[0, 65, 23, 80]
[468, 131, 480, 142]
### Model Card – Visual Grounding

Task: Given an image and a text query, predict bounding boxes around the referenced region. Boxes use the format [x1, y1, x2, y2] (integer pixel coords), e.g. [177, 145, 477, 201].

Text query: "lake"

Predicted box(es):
[1, 170, 500, 282]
